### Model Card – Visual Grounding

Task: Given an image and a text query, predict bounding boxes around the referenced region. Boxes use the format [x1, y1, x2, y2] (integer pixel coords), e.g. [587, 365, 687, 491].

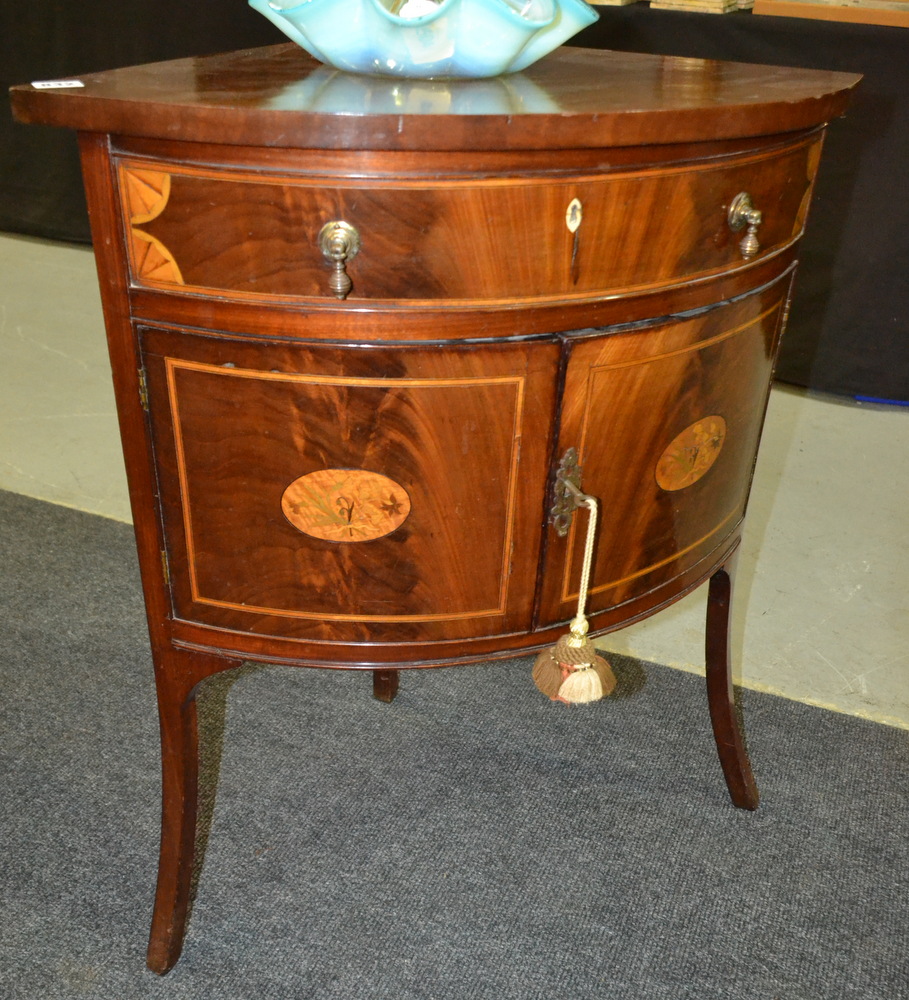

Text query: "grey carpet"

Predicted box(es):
[1, 488, 907, 999]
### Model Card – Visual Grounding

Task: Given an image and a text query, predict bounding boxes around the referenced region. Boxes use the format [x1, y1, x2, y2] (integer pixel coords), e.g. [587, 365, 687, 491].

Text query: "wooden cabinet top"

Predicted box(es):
[11, 43, 859, 151]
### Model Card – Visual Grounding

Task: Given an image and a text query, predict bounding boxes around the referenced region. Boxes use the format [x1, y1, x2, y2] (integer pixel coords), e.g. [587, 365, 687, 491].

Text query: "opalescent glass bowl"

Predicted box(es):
[249, 0, 599, 79]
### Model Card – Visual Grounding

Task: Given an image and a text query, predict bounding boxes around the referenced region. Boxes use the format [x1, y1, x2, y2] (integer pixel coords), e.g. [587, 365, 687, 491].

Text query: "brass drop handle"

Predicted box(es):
[318, 220, 361, 299]
[727, 192, 763, 259]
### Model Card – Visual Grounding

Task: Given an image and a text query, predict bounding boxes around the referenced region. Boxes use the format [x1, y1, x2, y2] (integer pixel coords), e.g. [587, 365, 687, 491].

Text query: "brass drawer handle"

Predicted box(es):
[318, 220, 360, 299]
[728, 192, 763, 259]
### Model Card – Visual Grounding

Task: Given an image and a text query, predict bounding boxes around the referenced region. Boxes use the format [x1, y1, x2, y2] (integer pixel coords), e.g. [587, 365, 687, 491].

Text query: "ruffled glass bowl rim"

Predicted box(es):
[249, 0, 600, 79]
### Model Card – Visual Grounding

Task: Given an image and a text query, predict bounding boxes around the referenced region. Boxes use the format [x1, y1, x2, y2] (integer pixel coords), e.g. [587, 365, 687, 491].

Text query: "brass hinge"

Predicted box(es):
[138, 367, 149, 412]
[160, 549, 171, 588]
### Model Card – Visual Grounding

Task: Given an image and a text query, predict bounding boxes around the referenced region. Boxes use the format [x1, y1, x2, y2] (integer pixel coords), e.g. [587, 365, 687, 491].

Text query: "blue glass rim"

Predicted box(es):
[265, 0, 562, 29]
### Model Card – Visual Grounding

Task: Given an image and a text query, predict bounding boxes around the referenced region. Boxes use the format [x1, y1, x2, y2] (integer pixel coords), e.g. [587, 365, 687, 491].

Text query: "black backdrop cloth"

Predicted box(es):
[2, 4, 907, 401]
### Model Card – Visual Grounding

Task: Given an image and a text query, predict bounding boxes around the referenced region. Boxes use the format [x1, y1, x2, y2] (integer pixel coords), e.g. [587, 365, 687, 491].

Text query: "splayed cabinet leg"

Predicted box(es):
[146, 679, 199, 974]
[146, 648, 237, 975]
[705, 552, 760, 810]
[373, 669, 400, 703]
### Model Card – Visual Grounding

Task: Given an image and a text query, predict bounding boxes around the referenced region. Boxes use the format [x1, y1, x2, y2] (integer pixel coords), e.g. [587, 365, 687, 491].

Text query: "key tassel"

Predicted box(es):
[533, 618, 617, 704]
[533, 488, 616, 704]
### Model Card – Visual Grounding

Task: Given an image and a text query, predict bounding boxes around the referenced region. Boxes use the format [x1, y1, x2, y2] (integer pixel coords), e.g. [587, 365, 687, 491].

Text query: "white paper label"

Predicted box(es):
[31, 80, 85, 90]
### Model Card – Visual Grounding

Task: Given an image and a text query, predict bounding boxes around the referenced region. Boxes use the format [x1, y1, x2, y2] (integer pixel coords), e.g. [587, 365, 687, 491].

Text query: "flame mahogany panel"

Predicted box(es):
[140, 329, 559, 643]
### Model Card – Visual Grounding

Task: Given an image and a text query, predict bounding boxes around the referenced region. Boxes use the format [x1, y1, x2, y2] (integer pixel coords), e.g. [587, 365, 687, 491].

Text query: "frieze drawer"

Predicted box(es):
[117, 133, 821, 305]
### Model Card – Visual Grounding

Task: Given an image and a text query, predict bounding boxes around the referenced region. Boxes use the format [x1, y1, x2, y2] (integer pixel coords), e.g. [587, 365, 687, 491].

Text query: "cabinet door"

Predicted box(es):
[539, 274, 793, 628]
[139, 328, 558, 647]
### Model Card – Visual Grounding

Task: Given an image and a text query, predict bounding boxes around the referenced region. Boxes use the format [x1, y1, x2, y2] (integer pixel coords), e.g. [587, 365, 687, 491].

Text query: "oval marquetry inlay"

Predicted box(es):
[655, 416, 727, 492]
[281, 469, 411, 542]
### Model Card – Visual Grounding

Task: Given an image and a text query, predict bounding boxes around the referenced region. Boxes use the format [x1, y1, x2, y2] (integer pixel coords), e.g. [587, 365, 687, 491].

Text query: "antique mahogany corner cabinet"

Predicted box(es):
[12, 45, 858, 973]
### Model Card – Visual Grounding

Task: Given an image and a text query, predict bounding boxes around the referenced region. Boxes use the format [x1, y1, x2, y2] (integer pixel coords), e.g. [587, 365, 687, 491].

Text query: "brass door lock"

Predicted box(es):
[550, 447, 585, 537]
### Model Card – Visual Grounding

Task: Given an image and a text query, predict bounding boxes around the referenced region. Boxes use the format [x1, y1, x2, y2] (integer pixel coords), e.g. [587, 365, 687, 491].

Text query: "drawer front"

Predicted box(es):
[539, 271, 794, 627]
[117, 137, 819, 304]
[140, 328, 558, 645]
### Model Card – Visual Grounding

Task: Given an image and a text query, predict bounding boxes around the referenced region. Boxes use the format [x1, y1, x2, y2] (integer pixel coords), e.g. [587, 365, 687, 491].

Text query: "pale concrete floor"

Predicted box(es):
[2, 231, 907, 729]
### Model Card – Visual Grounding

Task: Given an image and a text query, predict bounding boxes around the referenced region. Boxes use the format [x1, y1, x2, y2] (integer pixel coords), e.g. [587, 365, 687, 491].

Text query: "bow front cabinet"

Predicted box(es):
[11, 45, 858, 972]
